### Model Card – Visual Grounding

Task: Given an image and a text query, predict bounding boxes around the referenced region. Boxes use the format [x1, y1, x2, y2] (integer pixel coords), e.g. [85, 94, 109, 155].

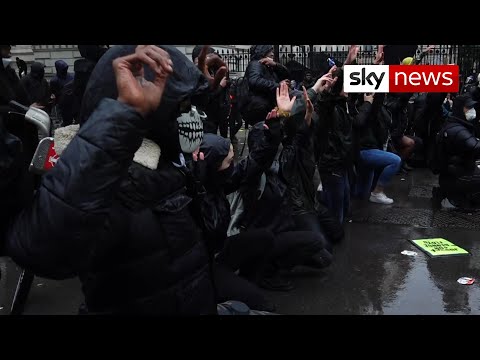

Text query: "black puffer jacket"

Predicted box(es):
[439, 100, 480, 177]
[0, 60, 35, 253]
[6, 46, 217, 315]
[244, 45, 289, 119]
[6, 99, 216, 315]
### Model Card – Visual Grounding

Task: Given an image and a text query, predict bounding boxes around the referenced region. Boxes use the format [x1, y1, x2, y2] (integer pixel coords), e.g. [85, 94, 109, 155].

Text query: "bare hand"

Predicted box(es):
[303, 86, 314, 126]
[423, 45, 435, 54]
[374, 46, 384, 65]
[135, 45, 173, 77]
[114, 45, 172, 116]
[276, 82, 296, 113]
[219, 76, 228, 88]
[197, 45, 228, 90]
[364, 93, 374, 104]
[192, 147, 205, 161]
[31, 102, 45, 109]
[344, 45, 360, 65]
[259, 57, 276, 67]
[313, 73, 337, 93]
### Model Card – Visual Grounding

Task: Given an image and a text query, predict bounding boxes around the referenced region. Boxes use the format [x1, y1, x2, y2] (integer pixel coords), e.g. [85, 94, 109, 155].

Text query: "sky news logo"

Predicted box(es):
[344, 65, 459, 93]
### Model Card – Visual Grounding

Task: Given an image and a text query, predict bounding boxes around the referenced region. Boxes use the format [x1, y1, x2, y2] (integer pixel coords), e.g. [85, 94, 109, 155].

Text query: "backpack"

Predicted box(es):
[233, 76, 250, 115]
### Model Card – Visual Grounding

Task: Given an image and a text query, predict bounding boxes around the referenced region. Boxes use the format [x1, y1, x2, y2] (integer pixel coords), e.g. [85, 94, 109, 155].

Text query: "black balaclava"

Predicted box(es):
[79, 45, 211, 164]
[200, 133, 233, 187]
[30, 62, 45, 80]
[78, 45, 109, 63]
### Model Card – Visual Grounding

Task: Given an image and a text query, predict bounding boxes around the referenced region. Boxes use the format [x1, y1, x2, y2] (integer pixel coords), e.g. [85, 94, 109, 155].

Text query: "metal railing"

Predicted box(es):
[218, 45, 480, 88]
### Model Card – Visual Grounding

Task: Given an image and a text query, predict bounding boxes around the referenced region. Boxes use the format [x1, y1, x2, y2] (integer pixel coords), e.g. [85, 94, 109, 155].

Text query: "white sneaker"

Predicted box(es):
[369, 192, 394, 205]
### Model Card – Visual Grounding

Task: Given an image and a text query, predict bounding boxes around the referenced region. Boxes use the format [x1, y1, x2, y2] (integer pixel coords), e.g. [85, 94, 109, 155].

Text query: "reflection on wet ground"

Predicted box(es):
[1, 127, 479, 314]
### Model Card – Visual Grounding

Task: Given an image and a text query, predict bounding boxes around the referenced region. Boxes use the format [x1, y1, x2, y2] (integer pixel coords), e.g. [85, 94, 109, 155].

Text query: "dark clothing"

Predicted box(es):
[199, 127, 281, 250]
[0, 62, 34, 253]
[20, 62, 50, 109]
[6, 99, 216, 315]
[71, 58, 97, 122]
[320, 171, 350, 224]
[204, 84, 230, 137]
[314, 94, 354, 174]
[385, 92, 412, 139]
[353, 94, 392, 152]
[50, 60, 74, 98]
[281, 90, 347, 234]
[440, 115, 480, 177]
[243, 46, 289, 125]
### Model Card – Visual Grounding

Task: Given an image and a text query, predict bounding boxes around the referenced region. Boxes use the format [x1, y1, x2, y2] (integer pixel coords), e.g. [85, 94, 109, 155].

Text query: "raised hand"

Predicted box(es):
[276, 81, 296, 114]
[197, 45, 228, 91]
[303, 86, 314, 126]
[114, 45, 172, 116]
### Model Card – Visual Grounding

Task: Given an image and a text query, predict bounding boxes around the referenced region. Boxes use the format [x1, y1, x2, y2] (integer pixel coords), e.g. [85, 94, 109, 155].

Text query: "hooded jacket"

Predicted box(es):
[243, 45, 289, 118]
[50, 60, 74, 98]
[438, 95, 480, 177]
[5, 45, 218, 315]
[199, 126, 281, 251]
[20, 62, 50, 107]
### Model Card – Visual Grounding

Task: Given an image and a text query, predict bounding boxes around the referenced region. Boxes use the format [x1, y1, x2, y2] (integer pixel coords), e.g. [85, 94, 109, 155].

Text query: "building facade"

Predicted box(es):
[11, 45, 250, 79]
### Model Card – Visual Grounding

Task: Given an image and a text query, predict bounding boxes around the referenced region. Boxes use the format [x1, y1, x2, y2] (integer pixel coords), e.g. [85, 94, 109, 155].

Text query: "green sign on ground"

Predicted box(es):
[410, 238, 469, 257]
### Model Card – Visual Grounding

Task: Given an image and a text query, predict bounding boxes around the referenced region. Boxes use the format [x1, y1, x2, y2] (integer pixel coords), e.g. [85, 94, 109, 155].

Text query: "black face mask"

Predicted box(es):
[215, 163, 234, 186]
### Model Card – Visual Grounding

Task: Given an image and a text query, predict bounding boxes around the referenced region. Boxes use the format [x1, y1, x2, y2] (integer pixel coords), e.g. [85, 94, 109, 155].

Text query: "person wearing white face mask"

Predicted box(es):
[432, 94, 480, 208]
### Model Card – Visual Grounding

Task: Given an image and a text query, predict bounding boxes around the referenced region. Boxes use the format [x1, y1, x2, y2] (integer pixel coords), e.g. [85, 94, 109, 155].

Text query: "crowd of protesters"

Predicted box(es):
[1, 43, 480, 315]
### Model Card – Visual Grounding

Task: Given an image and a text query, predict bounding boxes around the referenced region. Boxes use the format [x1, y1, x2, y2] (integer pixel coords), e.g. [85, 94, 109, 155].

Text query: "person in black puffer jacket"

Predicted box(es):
[314, 68, 355, 224]
[434, 94, 480, 207]
[5, 45, 220, 315]
[242, 45, 289, 126]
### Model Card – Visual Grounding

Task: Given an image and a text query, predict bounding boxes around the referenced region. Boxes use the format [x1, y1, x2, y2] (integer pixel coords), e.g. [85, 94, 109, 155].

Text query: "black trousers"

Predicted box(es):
[214, 229, 275, 311]
[229, 104, 243, 138]
[294, 212, 345, 248]
[439, 167, 480, 206]
[272, 230, 332, 270]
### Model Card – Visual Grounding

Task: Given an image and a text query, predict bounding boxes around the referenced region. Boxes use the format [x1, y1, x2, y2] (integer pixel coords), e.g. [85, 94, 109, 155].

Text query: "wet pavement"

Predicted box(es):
[1, 127, 480, 315]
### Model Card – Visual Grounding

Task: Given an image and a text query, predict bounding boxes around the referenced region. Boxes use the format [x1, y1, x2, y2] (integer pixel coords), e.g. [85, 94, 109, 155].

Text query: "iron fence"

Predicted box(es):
[218, 45, 480, 89]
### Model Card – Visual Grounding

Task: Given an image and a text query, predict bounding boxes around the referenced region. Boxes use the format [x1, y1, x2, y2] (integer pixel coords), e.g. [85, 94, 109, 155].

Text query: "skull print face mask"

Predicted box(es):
[176, 105, 205, 153]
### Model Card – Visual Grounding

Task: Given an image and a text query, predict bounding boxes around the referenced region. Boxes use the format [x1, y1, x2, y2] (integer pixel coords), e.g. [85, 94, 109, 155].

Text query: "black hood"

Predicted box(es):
[54, 60, 68, 76]
[30, 62, 45, 80]
[200, 134, 231, 173]
[248, 121, 266, 153]
[78, 45, 108, 62]
[452, 94, 474, 121]
[79, 45, 210, 162]
[250, 45, 274, 61]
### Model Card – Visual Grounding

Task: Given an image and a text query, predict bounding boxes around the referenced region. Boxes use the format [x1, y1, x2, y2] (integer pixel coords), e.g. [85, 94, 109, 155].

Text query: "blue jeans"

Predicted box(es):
[354, 149, 401, 199]
[321, 171, 350, 224]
